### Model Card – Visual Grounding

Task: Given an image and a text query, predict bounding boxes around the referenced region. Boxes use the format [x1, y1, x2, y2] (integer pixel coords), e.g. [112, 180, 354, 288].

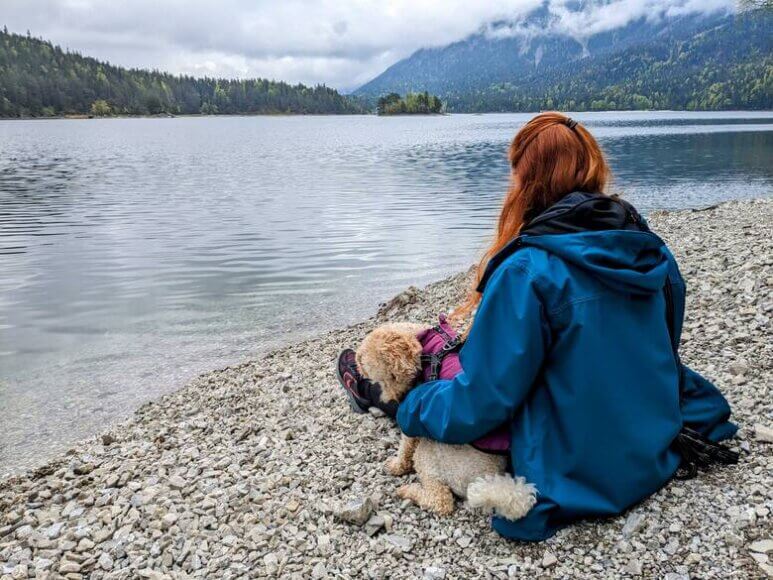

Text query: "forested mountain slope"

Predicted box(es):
[355, 8, 772, 112]
[0, 29, 364, 117]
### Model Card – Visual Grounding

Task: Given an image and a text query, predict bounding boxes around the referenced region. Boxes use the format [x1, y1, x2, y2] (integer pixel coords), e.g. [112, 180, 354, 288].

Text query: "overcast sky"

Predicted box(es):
[2, 0, 734, 92]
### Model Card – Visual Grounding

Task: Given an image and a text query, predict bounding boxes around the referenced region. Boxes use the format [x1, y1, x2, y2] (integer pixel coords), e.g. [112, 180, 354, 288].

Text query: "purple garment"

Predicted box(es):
[416, 314, 511, 454]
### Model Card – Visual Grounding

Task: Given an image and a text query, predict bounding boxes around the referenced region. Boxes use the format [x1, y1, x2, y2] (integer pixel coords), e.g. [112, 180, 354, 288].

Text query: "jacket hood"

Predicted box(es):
[480, 192, 670, 296]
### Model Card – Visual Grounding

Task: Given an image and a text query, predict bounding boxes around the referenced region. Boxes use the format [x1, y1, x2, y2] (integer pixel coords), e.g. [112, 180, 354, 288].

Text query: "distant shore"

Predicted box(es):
[0, 198, 770, 579]
[2, 109, 771, 121]
[0, 111, 367, 121]
[376, 112, 449, 117]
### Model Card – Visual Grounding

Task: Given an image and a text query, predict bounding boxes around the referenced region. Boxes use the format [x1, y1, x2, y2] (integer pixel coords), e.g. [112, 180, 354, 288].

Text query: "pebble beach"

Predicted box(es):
[1, 198, 771, 579]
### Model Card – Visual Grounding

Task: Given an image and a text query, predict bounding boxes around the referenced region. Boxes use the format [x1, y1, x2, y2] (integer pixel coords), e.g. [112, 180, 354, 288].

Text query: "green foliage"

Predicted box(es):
[0, 29, 364, 117]
[89, 99, 112, 117]
[376, 91, 443, 115]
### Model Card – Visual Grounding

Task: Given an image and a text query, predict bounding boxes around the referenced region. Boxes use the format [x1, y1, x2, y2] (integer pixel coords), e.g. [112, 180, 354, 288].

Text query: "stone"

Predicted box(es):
[316, 534, 332, 556]
[168, 475, 186, 490]
[725, 532, 744, 547]
[684, 553, 702, 565]
[623, 559, 642, 576]
[72, 461, 93, 475]
[383, 534, 413, 552]
[14, 525, 33, 540]
[333, 497, 374, 526]
[541, 551, 558, 568]
[751, 552, 770, 565]
[98, 552, 114, 571]
[311, 561, 327, 579]
[755, 560, 773, 578]
[456, 535, 472, 548]
[622, 512, 646, 537]
[364, 515, 386, 537]
[264, 552, 279, 575]
[424, 566, 447, 579]
[33, 559, 53, 572]
[754, 424, 773, 443]
[728, 361, 749, 375]
[731, 507, 757, 530]
[161, 512, 178, 529]
[664, 538, 679, 556]
[750, 540, 773, 554]
[59, 560, 81, 574]
[77, 538, 95, 551]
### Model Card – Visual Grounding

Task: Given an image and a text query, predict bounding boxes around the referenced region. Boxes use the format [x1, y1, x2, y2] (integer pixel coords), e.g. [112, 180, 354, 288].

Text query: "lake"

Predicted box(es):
[1, 111, 771, 474]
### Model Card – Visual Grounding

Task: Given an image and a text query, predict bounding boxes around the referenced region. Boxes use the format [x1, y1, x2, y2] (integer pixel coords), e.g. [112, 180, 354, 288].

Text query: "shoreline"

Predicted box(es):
[1, 199, 771, 578]
[1, 109, 772, 121]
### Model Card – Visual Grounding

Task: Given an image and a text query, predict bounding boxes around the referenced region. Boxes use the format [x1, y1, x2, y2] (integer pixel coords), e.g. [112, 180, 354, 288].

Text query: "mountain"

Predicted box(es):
[354, 8, 772, 112]
[0, 28, 364, 118]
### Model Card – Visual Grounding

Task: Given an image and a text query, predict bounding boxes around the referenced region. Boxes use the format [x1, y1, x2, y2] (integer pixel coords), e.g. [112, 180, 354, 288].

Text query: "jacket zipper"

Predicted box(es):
[663, 280, 684, 403]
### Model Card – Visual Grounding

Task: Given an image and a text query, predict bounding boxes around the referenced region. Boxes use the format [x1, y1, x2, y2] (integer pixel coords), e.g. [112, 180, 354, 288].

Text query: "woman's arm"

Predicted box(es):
[397, 262, 548, 444]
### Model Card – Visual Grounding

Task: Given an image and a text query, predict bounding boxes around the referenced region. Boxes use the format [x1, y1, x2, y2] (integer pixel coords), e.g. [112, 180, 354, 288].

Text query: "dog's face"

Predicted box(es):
[356, 323, 424, 404]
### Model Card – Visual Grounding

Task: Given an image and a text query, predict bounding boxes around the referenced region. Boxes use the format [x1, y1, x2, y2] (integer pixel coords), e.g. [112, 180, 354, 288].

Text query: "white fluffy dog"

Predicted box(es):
[356, 322, 537, 521]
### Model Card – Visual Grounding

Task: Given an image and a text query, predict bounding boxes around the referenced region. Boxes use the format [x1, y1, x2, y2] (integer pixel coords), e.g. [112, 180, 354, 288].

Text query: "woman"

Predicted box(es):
[337, 112, 737, 541]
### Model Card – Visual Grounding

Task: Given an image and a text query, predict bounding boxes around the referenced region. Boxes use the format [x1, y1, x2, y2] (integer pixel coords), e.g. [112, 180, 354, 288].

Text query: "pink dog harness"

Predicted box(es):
[417, 314, 511, 455]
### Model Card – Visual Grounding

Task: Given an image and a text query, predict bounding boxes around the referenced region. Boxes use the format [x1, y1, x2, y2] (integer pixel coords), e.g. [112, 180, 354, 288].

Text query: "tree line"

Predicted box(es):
[0, 28, 365, 117]
[377, 92, 443, 115]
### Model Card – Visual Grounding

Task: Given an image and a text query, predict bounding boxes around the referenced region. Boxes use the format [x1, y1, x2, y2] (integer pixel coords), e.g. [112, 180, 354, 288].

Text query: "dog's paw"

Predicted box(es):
[432, 499, 454, 517]
[384, 457, 411, 476]
[396, 483, 419, 500]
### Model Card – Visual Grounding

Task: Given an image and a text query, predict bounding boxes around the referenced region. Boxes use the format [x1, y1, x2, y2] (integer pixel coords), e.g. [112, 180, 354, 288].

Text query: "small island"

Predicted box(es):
[376, 92, 443, 115]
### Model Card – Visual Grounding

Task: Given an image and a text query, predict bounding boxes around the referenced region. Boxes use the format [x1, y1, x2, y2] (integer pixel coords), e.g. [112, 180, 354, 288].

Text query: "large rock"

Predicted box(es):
[333, 497, 375, 526]
[622, 512, 646, 537]
[754, 424, 773, 443]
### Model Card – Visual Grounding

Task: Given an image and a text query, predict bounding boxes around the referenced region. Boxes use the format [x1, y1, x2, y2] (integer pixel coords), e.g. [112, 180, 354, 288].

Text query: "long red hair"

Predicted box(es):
[452, 112, 610, 322]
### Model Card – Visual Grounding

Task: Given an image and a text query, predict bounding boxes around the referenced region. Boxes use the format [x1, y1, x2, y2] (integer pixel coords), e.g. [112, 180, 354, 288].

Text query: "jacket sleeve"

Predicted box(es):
[396, 263, 548, 444]
[680, 364, 737, 442]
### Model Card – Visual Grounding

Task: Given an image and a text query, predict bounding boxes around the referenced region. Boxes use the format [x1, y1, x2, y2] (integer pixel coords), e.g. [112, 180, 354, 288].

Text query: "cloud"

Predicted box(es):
[487, 0, 734, 40]
[1, 0, 735, 91]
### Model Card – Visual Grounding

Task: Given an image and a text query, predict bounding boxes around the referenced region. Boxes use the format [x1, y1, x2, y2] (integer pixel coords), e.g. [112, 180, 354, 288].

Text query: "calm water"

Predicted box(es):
[1, 111, 771, 473]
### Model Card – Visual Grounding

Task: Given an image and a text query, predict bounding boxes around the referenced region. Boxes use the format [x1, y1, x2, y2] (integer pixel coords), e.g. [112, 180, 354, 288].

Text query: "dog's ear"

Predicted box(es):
[377, 332, 422, 402]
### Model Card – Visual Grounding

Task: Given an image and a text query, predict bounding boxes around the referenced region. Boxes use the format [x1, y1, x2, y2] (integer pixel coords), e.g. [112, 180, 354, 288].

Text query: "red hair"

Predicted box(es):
[452, 112, 610, 322]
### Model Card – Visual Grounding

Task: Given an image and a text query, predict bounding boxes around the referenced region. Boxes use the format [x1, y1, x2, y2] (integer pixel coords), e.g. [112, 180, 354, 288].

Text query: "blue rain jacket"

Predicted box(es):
[397, 192, 736, 541]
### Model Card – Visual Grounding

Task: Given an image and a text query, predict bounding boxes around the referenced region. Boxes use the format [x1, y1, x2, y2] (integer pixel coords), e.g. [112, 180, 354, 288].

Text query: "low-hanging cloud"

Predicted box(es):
[1, 0, 735, 91]
[487, 0, 734, 40]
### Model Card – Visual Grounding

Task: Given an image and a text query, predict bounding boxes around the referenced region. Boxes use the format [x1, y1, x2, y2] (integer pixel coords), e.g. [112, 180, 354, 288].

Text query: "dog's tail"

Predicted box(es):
[467, 474, 537, 521]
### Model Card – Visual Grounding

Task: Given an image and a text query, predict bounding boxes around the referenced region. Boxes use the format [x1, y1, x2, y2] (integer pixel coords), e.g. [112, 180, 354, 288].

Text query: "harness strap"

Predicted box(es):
[420, 328, 464, 381]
